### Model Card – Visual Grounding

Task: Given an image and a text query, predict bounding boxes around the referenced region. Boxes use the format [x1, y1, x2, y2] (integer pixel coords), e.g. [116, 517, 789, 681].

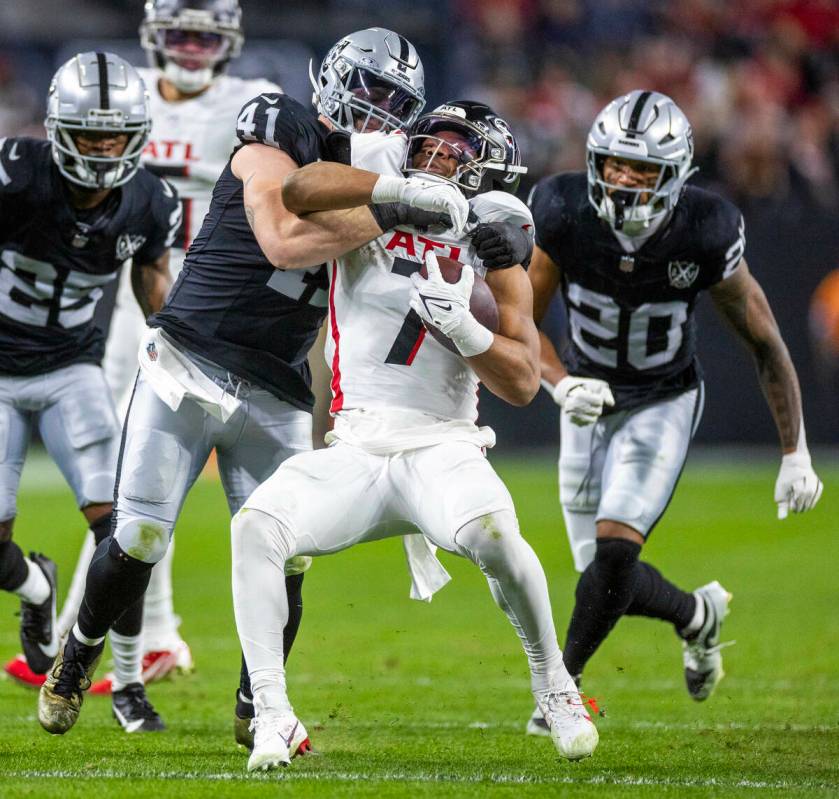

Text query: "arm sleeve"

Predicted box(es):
[234, 93, 323, 167]
[135, 177, 182, 264]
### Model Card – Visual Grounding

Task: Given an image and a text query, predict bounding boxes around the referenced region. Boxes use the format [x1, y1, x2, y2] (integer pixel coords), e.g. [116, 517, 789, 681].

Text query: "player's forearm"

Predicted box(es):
[470, 336, 540, 406]
[538, 330, 569, 388]
[273, 206, 382, 269]
[282, 162, 379, 214]
[132, 261, 172, 317]
[752, 336, 803, 453]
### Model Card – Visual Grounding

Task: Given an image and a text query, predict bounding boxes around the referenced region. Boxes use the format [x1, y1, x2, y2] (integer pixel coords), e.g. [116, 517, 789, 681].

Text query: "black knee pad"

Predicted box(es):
[593, 537, 641, 579]
[90, 511, 114, 545]
[0, 539, 28, 591]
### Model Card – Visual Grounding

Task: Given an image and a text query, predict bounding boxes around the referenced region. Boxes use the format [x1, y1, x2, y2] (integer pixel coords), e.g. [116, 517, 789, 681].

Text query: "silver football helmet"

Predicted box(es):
[45, 52, 151, 190]
[140, 0, 244, 94]
[586, 90, 697, 239]
[311, 28, 425, 134]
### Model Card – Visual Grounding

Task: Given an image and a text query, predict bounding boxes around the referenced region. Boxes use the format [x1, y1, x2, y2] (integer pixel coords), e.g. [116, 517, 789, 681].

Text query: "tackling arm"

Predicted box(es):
[131, 251, 172, 317]
[232, 143, 382, 270]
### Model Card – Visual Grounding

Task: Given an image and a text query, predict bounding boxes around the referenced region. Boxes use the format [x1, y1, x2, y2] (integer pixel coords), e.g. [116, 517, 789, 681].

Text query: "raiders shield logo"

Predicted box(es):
[116, 234, 147, 261]
[668, 260, 699, 289]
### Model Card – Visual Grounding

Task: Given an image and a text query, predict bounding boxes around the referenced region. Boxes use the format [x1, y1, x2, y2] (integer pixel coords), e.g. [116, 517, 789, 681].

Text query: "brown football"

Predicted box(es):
[419, 255, 499, 354]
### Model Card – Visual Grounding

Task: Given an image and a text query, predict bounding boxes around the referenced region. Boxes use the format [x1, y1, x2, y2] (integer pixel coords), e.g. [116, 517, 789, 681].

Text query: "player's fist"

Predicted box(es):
[774, 451, 823, 519]
[552, 375, 615, 426]
[372, 174, 469, 232]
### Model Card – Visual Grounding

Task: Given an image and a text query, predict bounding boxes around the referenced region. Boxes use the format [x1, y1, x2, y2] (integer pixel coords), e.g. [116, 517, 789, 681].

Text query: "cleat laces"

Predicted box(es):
[52, 658, 91, 701]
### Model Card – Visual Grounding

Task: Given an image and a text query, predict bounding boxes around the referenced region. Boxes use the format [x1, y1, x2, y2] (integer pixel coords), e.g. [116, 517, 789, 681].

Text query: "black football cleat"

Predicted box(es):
[112, 683, 166, 733]
[19, 553, 59, 674]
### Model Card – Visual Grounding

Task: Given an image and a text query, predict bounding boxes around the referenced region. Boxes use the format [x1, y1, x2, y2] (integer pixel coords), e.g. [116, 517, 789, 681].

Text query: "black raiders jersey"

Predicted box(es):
[0, 137, 180, 376]
[150, 93, 334, 410]
[530, 172, 745, 410]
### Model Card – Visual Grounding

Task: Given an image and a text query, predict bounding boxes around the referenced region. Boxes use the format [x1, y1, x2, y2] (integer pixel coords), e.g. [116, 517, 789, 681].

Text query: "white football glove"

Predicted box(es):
[550, 375, 615, 426]
[409, 251, 494, 357]
[774, 451, 823, 519]
[372, 174, 470, 233]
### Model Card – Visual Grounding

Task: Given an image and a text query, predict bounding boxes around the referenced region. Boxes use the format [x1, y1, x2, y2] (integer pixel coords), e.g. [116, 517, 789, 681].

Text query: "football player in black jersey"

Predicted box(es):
[526, 91, 823, 731]
[38, 28, 473, 748]
[0, 52, 179, 731]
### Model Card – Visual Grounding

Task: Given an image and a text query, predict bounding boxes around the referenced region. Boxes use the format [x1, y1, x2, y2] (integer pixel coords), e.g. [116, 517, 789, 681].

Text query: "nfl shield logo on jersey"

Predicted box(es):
[146, 341, 158, 362]
[668, 260, 699, 289]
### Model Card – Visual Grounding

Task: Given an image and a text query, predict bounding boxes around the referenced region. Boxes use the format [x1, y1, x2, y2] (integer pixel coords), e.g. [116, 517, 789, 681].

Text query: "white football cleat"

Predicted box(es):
[247, 712, 309, 772]
[682, 580, 734, 701]
[535, 685, 599, 761]
[525, 705, 552, 737]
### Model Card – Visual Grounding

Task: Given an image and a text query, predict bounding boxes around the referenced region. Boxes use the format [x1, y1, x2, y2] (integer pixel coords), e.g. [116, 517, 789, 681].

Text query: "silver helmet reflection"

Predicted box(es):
[586, 90, 696, 238]
[45, 52, 152, 190]
[311, 28, 425, 134]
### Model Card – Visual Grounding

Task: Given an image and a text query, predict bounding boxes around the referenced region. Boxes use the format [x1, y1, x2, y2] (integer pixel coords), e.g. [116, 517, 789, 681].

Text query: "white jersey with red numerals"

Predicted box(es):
[326, 134, 534, 441]
[137, 68, 281, 263]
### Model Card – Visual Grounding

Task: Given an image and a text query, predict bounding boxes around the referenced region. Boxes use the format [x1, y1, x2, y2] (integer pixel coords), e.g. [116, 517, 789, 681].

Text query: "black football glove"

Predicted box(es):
[323, 130, 351, 164]
[369, 202, 452, 233]
[470, 221, 533, 270]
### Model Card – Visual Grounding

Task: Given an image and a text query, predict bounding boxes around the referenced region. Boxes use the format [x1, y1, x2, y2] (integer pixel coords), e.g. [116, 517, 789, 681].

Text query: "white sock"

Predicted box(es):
[72, 623, 105, 647]
[142, 541, 181, 651]
[682, 593, 706, 637]
[231, 509, 294, 715]
[110, 631, 143, 691]
[455, 511, 571, 696]
[14, 558, 50, 605]
[57, 531, 96, 639]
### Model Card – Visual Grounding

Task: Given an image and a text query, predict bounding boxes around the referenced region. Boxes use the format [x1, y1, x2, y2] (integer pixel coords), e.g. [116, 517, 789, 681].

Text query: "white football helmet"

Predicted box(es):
[140, 0, 243, 94]
[311, 28, 425, 134]
[586, 90, 697, 239]
[45, 52, 151, 190]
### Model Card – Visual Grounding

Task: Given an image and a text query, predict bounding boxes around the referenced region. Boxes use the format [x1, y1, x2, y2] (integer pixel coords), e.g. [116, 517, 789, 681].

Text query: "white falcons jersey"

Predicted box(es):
[327, 135, 533, 424]
[137, 68, 281, 263]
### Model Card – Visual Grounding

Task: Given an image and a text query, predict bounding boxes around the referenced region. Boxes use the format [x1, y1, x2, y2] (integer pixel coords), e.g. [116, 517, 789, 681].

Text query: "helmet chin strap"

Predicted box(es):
[163, 62, 214, 94]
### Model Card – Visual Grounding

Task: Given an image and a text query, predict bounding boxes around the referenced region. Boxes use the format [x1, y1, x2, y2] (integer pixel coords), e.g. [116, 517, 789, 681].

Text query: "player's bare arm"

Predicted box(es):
[132, 251, 173, 318]
[282, 161, 380, 213]
[232, 143, 382, 269]
[470, 265, 541, 406]
[710, 259, 803, 452]
[528, 243, 614, 425]
[710, 258, 822, 517]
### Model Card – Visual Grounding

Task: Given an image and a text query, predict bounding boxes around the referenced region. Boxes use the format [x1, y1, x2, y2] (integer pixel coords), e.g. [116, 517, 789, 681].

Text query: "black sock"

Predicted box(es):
[625, 561, 697, 632]
[239, 572, 305, 701]
[0, 539, 29, 592]
[112, 595, 144, 637]
[77, 538, 152, 640]
[563, 538, 642, 677]
[284, 572, 304, 662]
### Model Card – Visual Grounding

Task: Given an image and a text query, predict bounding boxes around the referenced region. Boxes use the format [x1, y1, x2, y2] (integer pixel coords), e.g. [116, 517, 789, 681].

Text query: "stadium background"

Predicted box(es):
[1, 0, 837, 448]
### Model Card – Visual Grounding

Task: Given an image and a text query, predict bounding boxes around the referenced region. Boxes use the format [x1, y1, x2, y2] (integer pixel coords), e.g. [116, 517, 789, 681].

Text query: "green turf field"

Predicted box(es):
[1, 452, 837, 798]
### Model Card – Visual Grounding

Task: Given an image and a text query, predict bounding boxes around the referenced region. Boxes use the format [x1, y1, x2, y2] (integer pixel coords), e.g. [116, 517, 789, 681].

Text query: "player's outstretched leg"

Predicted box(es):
[453, 510, 598, 760]
[38, 536, 154, 734]
[231, 509, 311, 771]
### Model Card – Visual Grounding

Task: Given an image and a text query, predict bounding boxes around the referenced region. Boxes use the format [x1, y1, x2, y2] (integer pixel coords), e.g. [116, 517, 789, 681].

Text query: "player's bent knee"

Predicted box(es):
[113, 516, 171, 564]
[454, 510, 523, 570]
[231, 507, 295, 569]
[591, 537, 641, 579]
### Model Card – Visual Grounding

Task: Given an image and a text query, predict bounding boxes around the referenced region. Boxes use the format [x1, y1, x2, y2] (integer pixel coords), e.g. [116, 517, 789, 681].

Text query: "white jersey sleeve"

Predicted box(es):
[469, 190, 535, 236]
[350, 130, 407, 176]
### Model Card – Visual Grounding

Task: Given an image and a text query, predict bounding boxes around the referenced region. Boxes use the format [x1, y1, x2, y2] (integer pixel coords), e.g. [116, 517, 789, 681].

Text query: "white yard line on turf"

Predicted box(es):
[6, 770, 837, 791]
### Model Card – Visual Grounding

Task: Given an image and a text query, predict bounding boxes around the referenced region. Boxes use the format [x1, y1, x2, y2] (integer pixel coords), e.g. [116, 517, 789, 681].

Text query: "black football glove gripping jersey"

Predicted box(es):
[470, 220, 533, 270]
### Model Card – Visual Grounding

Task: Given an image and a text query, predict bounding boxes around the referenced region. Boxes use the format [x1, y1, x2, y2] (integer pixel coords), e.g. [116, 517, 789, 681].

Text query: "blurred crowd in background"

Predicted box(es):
[0, 0, 837, 441]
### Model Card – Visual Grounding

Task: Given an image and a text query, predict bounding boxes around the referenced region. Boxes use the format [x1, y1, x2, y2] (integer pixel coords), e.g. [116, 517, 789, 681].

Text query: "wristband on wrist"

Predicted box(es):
[449, 313, 494, 358]
[371, 174, 405, 204]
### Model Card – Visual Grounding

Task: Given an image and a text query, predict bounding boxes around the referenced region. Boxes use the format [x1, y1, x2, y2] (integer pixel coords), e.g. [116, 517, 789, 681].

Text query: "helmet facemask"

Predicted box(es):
[47, 115, 150, 190]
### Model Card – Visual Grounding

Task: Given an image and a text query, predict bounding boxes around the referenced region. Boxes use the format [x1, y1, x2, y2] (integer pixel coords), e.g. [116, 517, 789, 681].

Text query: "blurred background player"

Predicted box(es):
[0, 52, 179, 731]
[229, 102, 598, 771]
[53, 0, 282, 690]
[35, 27, 459, 742]
[526, 90, 823, 734]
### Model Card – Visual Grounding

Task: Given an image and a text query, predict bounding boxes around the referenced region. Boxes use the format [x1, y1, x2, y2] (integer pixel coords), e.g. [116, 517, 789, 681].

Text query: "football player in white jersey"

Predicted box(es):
[229, 101, 599, 772]
[55, 0, 281, 690]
